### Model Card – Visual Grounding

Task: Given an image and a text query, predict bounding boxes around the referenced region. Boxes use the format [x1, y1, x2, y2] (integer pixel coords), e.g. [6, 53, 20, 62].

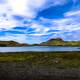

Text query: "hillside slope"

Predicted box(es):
[0, 38, 80, 46]
[38, 38, 80, 46]
[0, 41, 29, 46]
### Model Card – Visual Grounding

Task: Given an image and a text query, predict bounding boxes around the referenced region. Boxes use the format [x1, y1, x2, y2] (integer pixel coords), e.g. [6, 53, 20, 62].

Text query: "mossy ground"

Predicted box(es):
[0, 51, 80, 68]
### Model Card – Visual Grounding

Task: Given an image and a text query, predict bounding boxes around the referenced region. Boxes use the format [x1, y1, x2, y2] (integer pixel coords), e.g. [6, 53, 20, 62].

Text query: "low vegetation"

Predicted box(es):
[39, 38, 80, 46]
[0, 52, 80, 68]
[0, 41, 29, 46]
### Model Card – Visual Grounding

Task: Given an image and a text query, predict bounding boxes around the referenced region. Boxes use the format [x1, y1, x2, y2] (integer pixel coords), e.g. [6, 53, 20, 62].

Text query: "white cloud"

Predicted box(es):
[64, 10, 80, 17]
[8, 0, 46, 18]
[0, 0, 47, 29]
[41, 14, 80, 32]
[0, 0, 80, 44]
[0, 34, 27, 43]
[0, 15, 18, 29]
[0, 0, 74, 30]
[40, 0, 68, 12]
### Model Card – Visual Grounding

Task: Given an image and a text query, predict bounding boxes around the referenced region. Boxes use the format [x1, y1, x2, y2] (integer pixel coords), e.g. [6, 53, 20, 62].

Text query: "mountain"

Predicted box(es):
[38, 38, 80, 46]
[0, 41, 29, 46]
[0, 38, 80, 46]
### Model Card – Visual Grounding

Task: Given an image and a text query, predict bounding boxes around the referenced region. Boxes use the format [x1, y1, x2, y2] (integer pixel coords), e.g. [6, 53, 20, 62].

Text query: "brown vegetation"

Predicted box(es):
[39, 38, 80, 46]
[0, 41, 29, 46]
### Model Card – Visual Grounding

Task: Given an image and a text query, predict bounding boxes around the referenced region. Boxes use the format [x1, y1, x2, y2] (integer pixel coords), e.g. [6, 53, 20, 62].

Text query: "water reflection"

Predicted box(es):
[0, 46, 80, 52]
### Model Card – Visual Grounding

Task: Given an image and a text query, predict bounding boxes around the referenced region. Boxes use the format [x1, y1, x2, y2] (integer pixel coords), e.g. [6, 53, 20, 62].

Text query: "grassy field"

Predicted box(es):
[0, 51, 80, 80]
[0, 51, 80, 68]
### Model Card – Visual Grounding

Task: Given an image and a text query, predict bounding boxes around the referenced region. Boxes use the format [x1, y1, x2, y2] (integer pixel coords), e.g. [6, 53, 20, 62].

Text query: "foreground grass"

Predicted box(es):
[0, 51, 80, 68]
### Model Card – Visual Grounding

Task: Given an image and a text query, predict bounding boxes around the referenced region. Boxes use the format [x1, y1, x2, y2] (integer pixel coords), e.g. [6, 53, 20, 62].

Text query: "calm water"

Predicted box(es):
[0, 46, 80, 52]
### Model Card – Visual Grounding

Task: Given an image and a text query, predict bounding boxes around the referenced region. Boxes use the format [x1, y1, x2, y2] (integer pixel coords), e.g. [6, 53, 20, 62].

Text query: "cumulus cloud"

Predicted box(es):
[0, 0, 47, 29]
[8, 0, 46, 18]
[0, 0, 80, 44]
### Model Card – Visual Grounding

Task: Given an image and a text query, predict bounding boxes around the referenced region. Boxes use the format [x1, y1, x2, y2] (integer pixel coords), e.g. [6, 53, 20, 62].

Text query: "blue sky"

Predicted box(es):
[0, 0, 80, 44]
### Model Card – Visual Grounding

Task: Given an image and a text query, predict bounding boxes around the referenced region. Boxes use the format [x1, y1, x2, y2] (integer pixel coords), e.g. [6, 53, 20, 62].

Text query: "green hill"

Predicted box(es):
[0, 41, 29, 46]
[39, 38, 80, 46]
[0, 38, 80, 46]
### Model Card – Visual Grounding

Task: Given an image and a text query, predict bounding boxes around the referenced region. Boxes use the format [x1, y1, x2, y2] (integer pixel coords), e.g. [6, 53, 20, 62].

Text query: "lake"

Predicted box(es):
[0, 46, 80, 52]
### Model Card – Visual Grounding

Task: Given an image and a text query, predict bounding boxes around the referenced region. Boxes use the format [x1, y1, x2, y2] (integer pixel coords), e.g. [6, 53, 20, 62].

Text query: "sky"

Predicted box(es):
[0, 0, 80, 44]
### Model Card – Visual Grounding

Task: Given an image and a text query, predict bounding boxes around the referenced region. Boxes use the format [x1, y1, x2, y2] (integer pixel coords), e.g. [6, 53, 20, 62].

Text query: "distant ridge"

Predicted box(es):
[0, 41, 29, 47]
[0, 38, 80, 46]
[37, 38, 80, 46]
